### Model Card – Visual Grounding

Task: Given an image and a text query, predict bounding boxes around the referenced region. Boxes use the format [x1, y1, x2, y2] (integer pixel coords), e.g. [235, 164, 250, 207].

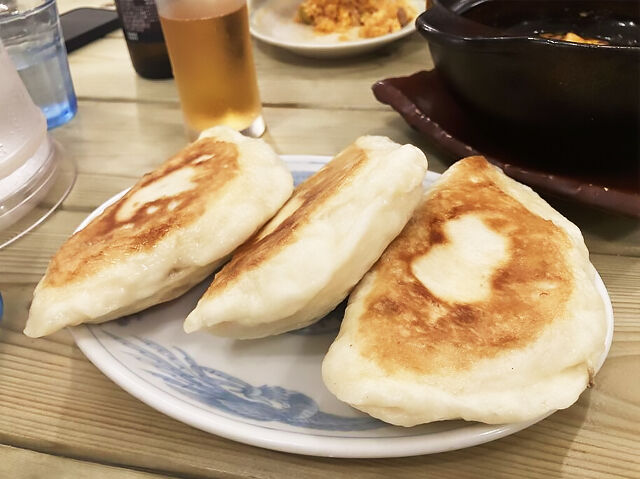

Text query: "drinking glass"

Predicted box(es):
[156, 0, 265, 139]
[0, 0, 77, 129]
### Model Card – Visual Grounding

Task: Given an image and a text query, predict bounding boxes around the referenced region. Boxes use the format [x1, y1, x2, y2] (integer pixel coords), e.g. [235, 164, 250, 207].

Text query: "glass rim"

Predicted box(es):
[0, 0, 57, 20]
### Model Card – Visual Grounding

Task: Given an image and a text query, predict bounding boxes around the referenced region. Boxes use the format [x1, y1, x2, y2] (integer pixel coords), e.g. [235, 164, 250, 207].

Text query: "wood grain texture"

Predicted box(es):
[64, 28, 431, 109]
[58, 0, 115, 14]
[0, 445, 174, 479]
[1, 0, 638, 476]
[47, 101, 448, 180]
[1, 99, 636, 283]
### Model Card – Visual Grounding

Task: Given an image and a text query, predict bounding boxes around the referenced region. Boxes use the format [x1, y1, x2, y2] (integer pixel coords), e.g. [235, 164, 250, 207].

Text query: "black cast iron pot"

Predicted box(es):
[416, 0, 640, 131]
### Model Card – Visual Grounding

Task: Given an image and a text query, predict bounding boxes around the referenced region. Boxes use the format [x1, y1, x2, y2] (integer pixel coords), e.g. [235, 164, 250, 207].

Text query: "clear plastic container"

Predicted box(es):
[0, 136, 58, 230]
[0, 38, 48, 178]
[0, 40, 76, 245]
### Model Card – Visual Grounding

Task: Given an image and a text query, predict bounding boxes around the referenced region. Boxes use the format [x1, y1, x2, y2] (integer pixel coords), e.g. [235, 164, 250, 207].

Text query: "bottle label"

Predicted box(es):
[116, 0, 165, 43]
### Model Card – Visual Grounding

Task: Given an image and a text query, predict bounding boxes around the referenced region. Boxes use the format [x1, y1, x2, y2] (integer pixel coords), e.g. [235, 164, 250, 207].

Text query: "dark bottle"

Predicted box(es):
[114, 0, 172, 79]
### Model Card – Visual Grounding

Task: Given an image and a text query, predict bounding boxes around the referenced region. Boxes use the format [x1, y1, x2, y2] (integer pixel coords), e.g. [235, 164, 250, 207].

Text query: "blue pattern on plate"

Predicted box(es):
[104, 331, 381, 431]
[115, 314, 142, 327]
[293, 170, 313, 186]
[103, 164, 375, 431]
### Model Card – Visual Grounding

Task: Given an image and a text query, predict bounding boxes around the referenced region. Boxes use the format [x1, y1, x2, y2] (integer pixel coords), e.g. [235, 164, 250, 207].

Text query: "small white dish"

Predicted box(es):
[249, 0, 423, 58]
[70, 155, 614, 458]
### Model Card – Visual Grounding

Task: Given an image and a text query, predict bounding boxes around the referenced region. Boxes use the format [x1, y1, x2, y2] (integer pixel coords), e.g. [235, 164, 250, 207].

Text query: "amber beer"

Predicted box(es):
[158, 0, 264, 138]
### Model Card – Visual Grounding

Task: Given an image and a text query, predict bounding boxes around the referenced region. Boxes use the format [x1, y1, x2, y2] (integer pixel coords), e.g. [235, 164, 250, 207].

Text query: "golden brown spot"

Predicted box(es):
[358, 156, 573, 374]
[203, 144, 368, 297]
[44, 138, 240, 287]
[168, 266, 186, 279]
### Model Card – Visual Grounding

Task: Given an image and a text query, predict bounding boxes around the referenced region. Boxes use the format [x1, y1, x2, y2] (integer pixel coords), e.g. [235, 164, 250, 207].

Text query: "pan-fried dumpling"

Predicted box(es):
[322, 156, 609, 426]
[184, 136, 428, 338]
[24, 126, 293, 337]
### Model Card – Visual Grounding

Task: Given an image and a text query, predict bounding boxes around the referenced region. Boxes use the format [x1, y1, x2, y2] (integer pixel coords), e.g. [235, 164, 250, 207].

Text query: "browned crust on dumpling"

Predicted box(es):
[358, 156, 573, 374]
[44, 138, 240, 287]
[202, 143, 368, 297]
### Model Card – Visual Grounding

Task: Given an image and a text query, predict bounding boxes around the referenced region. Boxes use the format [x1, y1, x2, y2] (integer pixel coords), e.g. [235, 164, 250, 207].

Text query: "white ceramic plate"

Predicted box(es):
[249, 0, 423, 58]
[70, 155, 614, 458]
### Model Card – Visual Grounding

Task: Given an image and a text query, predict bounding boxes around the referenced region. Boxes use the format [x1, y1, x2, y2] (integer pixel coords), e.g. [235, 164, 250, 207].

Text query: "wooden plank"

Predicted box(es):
[19, 101, 625, 255]
[0, 254, 638, 478]
[49, 101, 448, 180]
[50, 100, 186, 179]
[591, 255, 640, 332]
[0, 334, 638, 478]
[58, 0, 115, 14]
[4, 3, 637, 477]
[64, 23, 430, 110]
[0, 209, 89, 283]
[0, 444, 173, 479]
[62, 172, 139, 210]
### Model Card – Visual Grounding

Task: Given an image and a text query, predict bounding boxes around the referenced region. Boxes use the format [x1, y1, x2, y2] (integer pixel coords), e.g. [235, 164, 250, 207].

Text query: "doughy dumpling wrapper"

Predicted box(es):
[25, 126, 293, 337]
[185, 135, 428, 338]
[322, 156, 609, 426]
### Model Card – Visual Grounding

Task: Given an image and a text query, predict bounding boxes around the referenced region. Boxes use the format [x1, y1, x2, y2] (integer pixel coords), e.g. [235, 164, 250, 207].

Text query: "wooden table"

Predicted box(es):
[1, 1, 639, 477]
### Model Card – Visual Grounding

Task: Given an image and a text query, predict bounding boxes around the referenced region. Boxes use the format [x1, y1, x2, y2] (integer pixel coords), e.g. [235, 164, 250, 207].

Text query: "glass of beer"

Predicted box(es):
[156, 0, 265, 138]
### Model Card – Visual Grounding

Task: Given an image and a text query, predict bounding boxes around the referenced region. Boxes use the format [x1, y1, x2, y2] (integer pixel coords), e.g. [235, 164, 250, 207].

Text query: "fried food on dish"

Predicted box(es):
[24, 126, 293, 338]
[322, 156, 608, 426]
[184, 135, 427, 339]
[296, 0, 416, 38]
[540, 32, 608, 45]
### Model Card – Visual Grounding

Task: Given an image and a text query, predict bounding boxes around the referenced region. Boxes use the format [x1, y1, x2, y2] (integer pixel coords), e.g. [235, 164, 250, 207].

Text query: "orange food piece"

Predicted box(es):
[295, 0, 416, 38]
[540, 31, 608, 45]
